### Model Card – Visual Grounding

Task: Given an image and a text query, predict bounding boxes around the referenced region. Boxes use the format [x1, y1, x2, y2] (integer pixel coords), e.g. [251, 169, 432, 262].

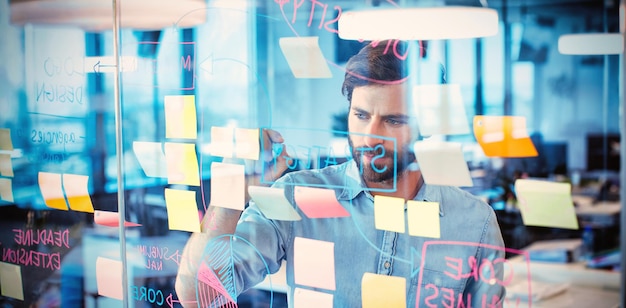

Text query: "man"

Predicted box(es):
[176, 40, 506, 307]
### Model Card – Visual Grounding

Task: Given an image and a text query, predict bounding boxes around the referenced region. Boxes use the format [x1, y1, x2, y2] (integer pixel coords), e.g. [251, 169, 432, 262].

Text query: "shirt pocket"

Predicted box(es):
[410, 268, 466, 307]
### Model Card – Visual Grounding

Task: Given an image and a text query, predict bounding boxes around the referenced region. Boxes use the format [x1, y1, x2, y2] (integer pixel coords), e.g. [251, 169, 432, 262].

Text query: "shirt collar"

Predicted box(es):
[337, 160, 445, 216]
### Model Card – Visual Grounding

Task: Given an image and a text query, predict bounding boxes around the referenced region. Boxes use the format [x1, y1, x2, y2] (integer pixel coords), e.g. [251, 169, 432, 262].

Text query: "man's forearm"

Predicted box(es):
[175, 207, 242, 307]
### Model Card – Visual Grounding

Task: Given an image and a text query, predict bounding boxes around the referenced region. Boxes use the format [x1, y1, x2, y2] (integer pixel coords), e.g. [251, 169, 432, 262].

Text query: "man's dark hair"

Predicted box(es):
[341, 40, 410, 103]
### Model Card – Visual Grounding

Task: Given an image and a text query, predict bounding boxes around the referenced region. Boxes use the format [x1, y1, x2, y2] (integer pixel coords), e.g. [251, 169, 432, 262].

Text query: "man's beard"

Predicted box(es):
[349, 137, 416, 183]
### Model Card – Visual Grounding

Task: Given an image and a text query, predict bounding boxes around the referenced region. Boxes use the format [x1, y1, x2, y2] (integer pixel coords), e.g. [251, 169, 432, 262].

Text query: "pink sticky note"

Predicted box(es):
[96, 257, 123, 300]
[210, 162, 245, 211]
[293, 288, 333, 308]
[294, 237, 335, 290]
[294, 186, 350, 218]
[94, 210, 142, 227]
[164, 142, 200, 186]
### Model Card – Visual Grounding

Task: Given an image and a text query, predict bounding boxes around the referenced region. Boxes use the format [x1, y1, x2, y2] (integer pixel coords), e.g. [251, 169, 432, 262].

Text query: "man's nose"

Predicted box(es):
[363, 122, 385, 147]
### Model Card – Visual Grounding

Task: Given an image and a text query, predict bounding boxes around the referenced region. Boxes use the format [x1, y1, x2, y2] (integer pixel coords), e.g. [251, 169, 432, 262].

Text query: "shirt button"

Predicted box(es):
[384, 261, 391, 269]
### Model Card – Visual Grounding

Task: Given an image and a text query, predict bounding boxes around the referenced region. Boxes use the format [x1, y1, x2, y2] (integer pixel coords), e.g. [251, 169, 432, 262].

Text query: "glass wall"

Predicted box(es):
[0, 0, 622, 307]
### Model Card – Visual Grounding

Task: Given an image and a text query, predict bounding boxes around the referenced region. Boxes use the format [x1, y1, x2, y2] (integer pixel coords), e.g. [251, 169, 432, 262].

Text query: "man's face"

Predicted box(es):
[348, 83, 417, 184]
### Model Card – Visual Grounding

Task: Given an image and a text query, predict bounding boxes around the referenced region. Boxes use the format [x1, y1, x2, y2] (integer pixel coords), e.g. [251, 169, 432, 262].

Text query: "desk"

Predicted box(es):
[506, 256, 620, 307]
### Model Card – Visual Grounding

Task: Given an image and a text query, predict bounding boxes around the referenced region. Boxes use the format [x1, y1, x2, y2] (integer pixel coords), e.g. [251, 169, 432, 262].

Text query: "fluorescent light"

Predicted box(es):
[558, 33, 624, 55]
[338, 6, 499, 41]
[10, 0, 207, 31]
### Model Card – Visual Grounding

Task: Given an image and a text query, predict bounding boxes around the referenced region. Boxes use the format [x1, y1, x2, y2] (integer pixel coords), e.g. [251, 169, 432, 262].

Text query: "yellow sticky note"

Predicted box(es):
[0, 154, 13, 177]
[164, 95, 197, 139]
[132, 141, 167, 178]
[279, 37, 332, 79]
[0, 129, 13, 151]
[0, 262, 24, 300]
[412, 84, 470, 136]
[0, 178, 14, 203]
[96, 257, 123, 300]
[374, 195, 405, 233]
[164, 188, 201, 233]
[62, 174, 94, 213]
[514, 179, 579, 230]
[361, 273, 406, 308]
[294, 288, 333, 308]
[413, 141, 473, 187]
[406, 201, 440, 238]
[248, 186, 302, 221]
[164, 142, 200, 186]
[38, 172, 68, 210]
[473, 116, 538, 158]
[210, 162, 246, 211]
[294, 237, 335, 290]
[235, 128, 260, 160]
[210, 126, 234, 158]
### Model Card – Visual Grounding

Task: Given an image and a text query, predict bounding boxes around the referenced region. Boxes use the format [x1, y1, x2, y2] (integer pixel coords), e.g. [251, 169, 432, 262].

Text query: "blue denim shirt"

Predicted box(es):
[228, 160, 506, 307]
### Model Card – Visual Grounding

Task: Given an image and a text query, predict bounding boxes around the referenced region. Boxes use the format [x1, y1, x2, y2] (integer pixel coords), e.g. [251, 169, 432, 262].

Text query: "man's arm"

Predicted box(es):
[175, 129, 289, 307]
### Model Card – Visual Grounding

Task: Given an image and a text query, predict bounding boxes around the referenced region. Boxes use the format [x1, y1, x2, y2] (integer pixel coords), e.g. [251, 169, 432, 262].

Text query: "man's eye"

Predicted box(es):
[354, 112, 367, 119]
[387, 119, 403, 125]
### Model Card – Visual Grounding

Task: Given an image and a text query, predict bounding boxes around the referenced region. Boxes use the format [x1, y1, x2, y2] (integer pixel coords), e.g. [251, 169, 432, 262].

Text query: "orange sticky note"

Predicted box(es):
[406, 201, 440, 238]
[473, 116, 538, 157]
[96, 257, 123, 300]
[38, 172, 68, 210]
[210, 126, 234, 158]
[374, 195, 405, 233]
[164, 142, 200, 186]
[294, 237, 335, 290]
[361, 273, 406, 308]
[0, 153, 13, 177]
[62, 174, 94, 213]
[293, 288, 333, 308]
[0, 178, 14, 203]
[164, 188, 201, 233]
[209, 162, 245, 211]
[0, 262, 24, 300]
[132, 141, 167, 178]
[514, 179, 579, 230]
[294, 186, 350, 218]
[94, 210, 142, 227]
[234, 128, 260, 160]
[248, 186, 302, 221]
[164, 95, 197, 139]
[0, 129, 13, 151]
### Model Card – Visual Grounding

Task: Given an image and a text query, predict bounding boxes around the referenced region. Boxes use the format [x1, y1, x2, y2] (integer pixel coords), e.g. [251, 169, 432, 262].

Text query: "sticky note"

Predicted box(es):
[374, 195, 405, 233]
[294, 237, 335, 290]
[165, 188, 201, 233]
[132, 141, 167, 178]
[235, 128, 260, 160]
[294, 186, 350, 218]
[514, 179, 579, 230]
[0, 129, 13, 151]
[412, 84, 470, 136]
[0, 178, 14, 203]
[94, 210, 142, 227]
[279, 36, 332, 79]
[294, 288, 333, 308]
[413, 141, 473, 187]
[248, 186, 302, 221]
[96, 257, 123, 300]
[62, 174, 94, 213]
[210, 126, 234, 158]
[164, 95, 197, 139]
[473, 116, 538, 157]
[38, 172, 68, 210]
[0, 262, 24, 300]
[406, 201, 440, 238]
[0, 153, 13, 177]
[164, 142, 200, 186]
[209, 162, 245, 211]
[361, 273, 406, 308]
